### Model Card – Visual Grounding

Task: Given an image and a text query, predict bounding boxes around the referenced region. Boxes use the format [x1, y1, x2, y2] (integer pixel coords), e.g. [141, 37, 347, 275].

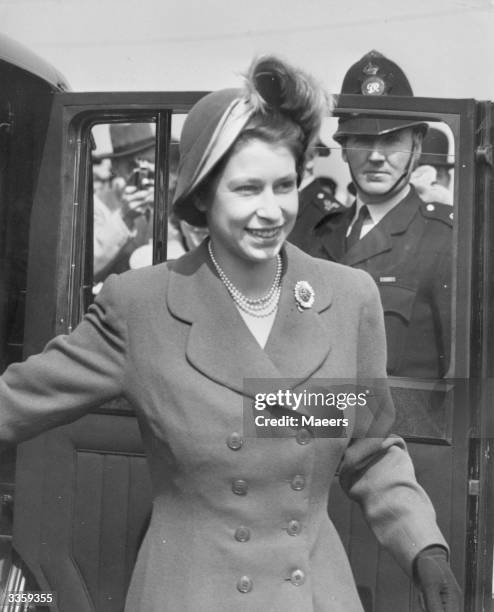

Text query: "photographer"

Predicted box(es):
[93, 123, 156, 282]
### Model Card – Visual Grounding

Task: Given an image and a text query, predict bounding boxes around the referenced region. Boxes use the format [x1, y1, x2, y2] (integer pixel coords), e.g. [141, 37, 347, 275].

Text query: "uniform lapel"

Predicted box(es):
[166, 242, 333, 397]
[343, 222, 392, 266]
[343, 190, 420, 266]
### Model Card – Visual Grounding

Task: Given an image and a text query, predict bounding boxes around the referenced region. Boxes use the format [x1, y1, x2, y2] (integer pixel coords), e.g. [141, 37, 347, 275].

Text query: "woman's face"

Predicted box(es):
[201, 138, 298, 266]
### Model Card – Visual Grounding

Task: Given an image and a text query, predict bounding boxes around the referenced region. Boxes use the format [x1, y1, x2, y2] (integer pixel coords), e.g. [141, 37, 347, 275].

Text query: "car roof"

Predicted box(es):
[0, 31, 70, 91]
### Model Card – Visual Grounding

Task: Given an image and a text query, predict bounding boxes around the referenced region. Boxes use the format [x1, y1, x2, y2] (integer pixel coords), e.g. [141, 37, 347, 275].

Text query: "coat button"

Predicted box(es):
[234, 526, 251, 542]
[226, 432, 244, 450]
[290, 568, 306, 586]
[287, 520, 302, 536]
[232, 479, 248, 495]
[296, 428, 312, 445]
[237, 575, 253, 593]
[291, 475, 306, 491]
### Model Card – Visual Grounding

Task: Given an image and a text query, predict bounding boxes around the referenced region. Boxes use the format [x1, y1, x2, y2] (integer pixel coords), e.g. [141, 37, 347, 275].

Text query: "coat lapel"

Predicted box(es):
[166, 242, 333, 398]
[264, 243, 333, 381]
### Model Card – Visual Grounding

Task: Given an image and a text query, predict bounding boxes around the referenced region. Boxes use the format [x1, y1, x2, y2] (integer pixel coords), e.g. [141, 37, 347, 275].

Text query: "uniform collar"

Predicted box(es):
[356, 184, 410, 228]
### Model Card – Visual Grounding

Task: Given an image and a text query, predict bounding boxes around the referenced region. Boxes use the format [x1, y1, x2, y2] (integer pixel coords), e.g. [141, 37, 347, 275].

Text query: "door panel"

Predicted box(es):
[14, 415, 150, 611]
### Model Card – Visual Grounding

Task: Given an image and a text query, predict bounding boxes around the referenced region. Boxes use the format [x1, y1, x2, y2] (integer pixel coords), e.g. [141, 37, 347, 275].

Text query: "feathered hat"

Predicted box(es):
[172, 56, 329, 227]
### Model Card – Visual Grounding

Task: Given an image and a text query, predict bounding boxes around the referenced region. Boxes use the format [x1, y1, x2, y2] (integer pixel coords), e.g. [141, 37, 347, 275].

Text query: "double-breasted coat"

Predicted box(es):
[0, 242, 447, 611]
[290, 187, 453, 378]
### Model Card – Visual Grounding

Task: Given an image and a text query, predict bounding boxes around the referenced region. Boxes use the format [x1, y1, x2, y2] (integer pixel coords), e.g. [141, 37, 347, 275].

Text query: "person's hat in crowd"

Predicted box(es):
[93, 123, 156, 161]
[172, 55, 328, 226]
[418, 127, 454, 168]
[333, 50, 428, 143]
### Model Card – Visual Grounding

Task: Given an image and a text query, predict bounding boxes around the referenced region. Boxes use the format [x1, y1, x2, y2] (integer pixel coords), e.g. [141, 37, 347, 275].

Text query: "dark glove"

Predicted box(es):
[414, 546, 462, 612]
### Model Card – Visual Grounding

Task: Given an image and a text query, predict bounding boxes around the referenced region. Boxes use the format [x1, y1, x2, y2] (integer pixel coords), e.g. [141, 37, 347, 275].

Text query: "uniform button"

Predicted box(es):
[226, 432, 244, 450]
[449, 212, 454, 220]
[232, 479, 248, 495]
[296, 428, 312, 445]
[317, 192, 324, 199]
[234, 526, 251, 542]
[291, 475, 306, 491]
[237, 575, 253, 593]
[290, 568, 306, 586]
[426, 203, 435, 212]
[287, 520, 302, 536]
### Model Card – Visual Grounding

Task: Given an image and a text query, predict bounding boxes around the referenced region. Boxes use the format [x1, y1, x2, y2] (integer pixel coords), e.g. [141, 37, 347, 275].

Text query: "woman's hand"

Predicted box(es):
[414, 546, 462, 612]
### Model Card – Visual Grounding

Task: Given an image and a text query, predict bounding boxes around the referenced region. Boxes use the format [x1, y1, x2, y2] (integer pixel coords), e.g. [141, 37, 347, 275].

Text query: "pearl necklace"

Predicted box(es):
[208, 240, 282, 318]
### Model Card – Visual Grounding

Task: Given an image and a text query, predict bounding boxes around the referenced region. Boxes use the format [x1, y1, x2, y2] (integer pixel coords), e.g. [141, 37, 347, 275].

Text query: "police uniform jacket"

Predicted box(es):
[0, 241, 447, 612]
[290, 187, 453, 378]
[289, 177, 340, 250]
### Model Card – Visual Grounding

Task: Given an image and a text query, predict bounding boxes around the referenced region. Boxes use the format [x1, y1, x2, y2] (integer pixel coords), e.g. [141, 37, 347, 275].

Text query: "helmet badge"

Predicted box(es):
[361, 60, 386, 95]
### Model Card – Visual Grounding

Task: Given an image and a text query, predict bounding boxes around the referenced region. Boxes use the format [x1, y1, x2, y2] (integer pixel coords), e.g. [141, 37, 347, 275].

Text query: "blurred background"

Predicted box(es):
[0, 0, 493, 98]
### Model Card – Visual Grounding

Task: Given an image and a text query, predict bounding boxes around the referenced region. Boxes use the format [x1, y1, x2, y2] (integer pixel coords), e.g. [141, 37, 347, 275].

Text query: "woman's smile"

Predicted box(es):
[245, 225, 285, 240]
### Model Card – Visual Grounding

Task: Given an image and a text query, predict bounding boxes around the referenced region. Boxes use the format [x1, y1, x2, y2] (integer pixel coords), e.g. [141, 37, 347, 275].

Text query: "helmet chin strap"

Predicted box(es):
[349, 137, 419, 201]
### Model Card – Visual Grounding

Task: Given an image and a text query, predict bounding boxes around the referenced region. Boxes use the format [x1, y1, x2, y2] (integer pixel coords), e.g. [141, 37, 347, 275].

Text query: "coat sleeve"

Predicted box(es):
[338, 269, 448, 576]
[0, 274, 128, 449]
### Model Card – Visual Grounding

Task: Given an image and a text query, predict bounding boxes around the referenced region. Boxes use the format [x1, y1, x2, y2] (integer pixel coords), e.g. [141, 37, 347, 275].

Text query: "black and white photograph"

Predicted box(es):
[0, 1, 493, 610]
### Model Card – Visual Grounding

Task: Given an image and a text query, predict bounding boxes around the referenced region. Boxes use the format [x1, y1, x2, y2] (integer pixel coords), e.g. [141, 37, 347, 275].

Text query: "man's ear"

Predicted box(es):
[411, 131, 424, 170]
[341, 142, 349, 163]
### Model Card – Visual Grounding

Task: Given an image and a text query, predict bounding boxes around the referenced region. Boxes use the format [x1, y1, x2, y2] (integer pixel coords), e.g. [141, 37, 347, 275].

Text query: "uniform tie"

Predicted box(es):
[346, 205, 370, 249]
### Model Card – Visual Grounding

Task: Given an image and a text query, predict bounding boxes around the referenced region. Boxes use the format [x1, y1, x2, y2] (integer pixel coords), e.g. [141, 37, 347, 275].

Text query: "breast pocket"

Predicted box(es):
[378, 284, 417, 374]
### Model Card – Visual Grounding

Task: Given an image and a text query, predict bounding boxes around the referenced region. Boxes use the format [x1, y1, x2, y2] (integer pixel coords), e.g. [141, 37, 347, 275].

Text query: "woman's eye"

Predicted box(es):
[275, 180, 296, 193]
[235, 184, 259, 194]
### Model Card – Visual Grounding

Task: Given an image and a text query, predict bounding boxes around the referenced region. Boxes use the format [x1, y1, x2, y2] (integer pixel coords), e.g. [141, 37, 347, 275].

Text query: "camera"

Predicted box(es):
[129, 162, 155, 190]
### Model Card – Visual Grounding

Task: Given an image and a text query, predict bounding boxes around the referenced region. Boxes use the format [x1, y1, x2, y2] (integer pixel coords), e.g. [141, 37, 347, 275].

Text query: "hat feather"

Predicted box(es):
[242, 55, 330, 151]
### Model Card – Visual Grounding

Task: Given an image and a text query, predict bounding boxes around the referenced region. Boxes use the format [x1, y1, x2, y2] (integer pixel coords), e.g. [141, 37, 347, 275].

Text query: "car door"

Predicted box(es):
[8, 92, 204, 612]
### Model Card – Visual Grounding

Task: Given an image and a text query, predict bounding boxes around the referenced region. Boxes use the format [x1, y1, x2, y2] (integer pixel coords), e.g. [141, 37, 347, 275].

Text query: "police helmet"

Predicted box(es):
[333, 50, 428, 143]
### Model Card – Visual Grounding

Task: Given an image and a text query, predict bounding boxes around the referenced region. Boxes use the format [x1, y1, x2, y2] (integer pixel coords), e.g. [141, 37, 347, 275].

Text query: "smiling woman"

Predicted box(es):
[0, 55, 461, 612]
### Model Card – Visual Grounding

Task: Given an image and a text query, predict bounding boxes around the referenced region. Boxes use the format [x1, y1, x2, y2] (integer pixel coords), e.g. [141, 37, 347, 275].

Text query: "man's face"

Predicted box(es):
[341, 128, 421, 203]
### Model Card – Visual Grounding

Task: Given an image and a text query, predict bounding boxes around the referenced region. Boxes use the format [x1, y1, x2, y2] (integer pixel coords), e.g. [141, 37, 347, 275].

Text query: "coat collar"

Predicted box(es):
[343, 187, 421, 266]
[166, 241, 333, 398]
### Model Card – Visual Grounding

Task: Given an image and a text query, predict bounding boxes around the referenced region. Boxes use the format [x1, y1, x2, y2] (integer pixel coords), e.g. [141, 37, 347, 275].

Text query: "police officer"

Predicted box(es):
[290, 51, 453, 378]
